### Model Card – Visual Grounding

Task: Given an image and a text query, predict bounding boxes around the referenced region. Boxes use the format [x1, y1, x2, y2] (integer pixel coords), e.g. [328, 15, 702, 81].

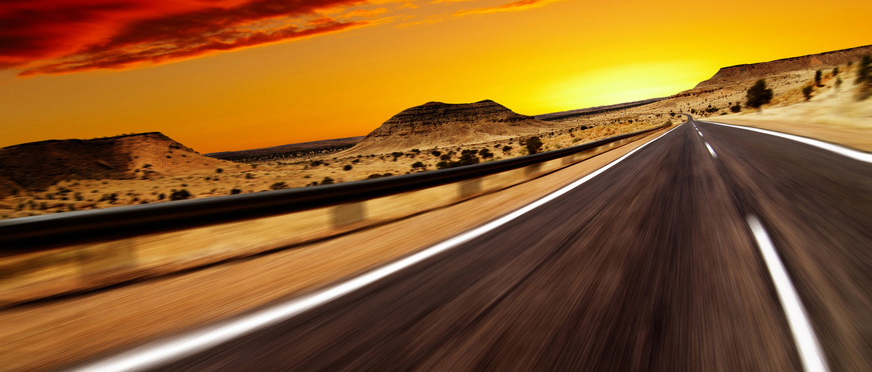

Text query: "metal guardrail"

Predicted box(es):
[0, 125, 666, 251]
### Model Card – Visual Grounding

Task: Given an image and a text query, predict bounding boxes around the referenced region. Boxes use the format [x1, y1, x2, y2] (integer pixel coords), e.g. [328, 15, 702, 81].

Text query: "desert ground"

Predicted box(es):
[0, 114, 662, 220]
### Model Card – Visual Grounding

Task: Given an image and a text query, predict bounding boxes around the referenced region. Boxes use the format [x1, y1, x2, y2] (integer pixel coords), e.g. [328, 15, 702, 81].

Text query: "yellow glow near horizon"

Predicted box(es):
[1, 0, 871, 153]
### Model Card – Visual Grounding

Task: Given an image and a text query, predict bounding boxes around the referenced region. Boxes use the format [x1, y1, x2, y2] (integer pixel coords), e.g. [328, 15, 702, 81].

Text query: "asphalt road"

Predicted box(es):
[77, 118, 872, 371]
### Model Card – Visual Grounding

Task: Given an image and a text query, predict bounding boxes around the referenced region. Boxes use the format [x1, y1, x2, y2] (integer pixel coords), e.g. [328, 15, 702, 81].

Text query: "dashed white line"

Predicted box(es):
[67, 125, 686, 372]
[704, 142, 717, 158]
[704, 120, 872, 164]
[746, 216, 829, 372]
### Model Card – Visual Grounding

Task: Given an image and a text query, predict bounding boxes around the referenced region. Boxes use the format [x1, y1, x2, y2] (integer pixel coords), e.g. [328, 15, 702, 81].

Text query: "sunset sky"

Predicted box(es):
[1, 0, 870, 153]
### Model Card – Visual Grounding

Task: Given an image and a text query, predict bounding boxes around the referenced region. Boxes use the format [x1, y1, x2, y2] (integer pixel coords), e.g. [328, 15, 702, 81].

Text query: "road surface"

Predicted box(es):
[72, 117, 872, 371]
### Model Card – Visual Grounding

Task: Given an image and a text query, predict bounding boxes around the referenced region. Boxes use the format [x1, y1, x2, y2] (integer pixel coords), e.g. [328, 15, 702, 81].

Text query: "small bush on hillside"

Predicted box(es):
[502, 145, 512, 152]
[746, 79, 773, 109]
[815, 70, 823, 87]
[169, 189, 191, 201]
[411, 161, 425, 169]
[525, 136, 543, 155]
[430, 150, 441, 157]
[270, 182, 288, 190]
[802, 86, 814, 101]
[343, 165, 353, 171]
[730, 103, 742, 113]
[320, 177, 334, 185]
[835, 77, 843, 89]
[478, 148, 494, 159]
[833, 67, 839, 76]
[230, 188, 242, 195]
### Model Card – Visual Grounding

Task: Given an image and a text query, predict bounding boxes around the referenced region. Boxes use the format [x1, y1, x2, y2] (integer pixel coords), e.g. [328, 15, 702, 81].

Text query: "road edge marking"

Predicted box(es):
[703, 120, 872, 164]
[67, 125, 685, 372]
[746, 215, 829, 372]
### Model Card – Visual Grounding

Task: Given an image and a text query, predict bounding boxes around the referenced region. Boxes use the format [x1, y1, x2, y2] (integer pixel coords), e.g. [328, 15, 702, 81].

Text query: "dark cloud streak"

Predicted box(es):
[1, 0, 370, 76]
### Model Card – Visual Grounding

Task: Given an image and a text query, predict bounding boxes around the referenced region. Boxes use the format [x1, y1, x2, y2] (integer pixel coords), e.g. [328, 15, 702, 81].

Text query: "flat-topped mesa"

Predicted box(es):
[346, 100, 547, 154]
[0, 132, 230, 192]
[695, 44, 872, 88]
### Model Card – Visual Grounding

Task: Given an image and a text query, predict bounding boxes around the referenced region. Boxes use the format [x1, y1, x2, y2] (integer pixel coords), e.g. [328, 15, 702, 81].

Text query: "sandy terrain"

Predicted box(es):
[710, 68, 872, 151]
[0, 119, 661, 220]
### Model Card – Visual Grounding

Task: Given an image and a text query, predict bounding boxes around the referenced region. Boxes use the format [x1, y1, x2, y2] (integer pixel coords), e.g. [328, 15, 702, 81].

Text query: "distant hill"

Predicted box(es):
[345, 100, 547, 155]
[207, 136, 365, 162]
[0, 132, 230, 193]
[535, 98, 666, 121]
[695, 44, 872, 88]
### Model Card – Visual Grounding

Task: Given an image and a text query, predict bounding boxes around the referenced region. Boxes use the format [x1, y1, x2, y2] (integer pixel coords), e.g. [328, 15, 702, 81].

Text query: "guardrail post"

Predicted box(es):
[331, 202, 366, 228]
[77, 242, 137, 281]
[525, 163, 542, 177]
[458, 178, 482, 199]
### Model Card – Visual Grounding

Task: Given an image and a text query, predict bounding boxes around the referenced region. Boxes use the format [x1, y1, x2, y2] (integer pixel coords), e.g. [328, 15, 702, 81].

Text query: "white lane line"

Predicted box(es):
[704, 120, 872, 164]
[704, 142, 717, 158]
[746, 216, 829, 372]
[68, 125, 686, 372]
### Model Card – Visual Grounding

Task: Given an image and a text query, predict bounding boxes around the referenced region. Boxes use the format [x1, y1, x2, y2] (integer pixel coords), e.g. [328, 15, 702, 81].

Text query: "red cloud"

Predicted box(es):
[0, 0, 369, 76]
[454, 0, 562, 16]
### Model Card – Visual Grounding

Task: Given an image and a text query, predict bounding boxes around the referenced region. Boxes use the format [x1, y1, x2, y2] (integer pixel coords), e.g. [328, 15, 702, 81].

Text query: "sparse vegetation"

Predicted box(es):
[343, 165, 353, 171]
[746, 79, 773, 109]
[320, 177, 334, 185]
[525, 136, 543, 155]
[230, 188, 242, 195]
[169, 189, 191, 201]
[270, 182, 288, 190]
[730, 103, 742, 113]
[802, 86, 814, 101]
[815, 70, 822, 87]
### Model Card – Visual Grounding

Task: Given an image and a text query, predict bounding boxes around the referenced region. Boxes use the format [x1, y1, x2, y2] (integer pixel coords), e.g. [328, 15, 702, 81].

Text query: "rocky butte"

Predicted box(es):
[344, 100, 547, 155]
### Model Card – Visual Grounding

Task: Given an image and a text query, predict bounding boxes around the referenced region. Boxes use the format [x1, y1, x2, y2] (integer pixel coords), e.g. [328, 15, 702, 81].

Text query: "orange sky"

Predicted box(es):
[1, 0, 870, 153]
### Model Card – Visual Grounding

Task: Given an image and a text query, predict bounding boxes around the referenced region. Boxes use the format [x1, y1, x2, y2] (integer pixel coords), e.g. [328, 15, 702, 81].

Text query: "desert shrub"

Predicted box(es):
[833, 67, 839, 76]
[730, 103, 742, 113]
[746, 79, 773, 109]
[230, 188, 242, 195]
[391, 152, 404, 159]
[855, 55, 871, 83]
[270, 182, 288, 190]
[478, 148, 494, 159]
[857, 55, 872, 100]
[525, 136, 543, 155]
[310, 160, 323, 167]
[169, 189, 191, 201]
[502, 145, 512, 152]
[802, 86, 814, 101]
[411, 161, 425, 169]
[245, 173, 255, 179]
[835, 77, 843, 89]
[320, 177, 335, 185]
[216, 168, 223, 173]
[343, 165, 353, 171]
[430, 150, 441, 157]
[436, 161, 450, 169]
[815, 70, 822, 86]
[440, 154, 452, 161]
[351, 159, 360, 164]
[411, 149, 420, 153]
[158, 193, 166, 200]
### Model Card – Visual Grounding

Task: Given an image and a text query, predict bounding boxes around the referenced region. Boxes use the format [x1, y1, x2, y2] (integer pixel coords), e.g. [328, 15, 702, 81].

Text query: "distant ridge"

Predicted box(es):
[344, 100, 546, 154]
[695, 44, 872, 88]
[208, 136, 366, 162]
[535, 97, 666, 121]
